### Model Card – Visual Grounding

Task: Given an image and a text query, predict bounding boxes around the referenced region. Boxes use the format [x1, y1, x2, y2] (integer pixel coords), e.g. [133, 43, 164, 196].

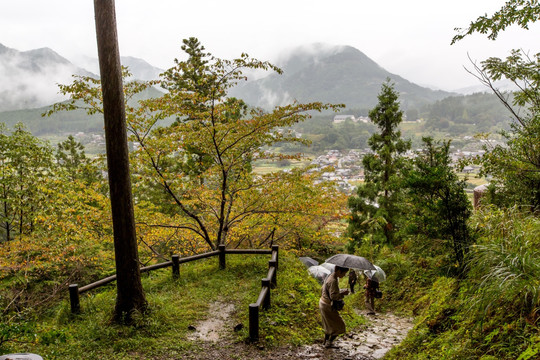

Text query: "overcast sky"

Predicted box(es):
[1, 0, 538, 91]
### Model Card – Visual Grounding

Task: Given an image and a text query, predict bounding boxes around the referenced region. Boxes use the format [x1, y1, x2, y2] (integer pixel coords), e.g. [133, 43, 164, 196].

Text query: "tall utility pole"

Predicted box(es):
[93, 0, 147, 321]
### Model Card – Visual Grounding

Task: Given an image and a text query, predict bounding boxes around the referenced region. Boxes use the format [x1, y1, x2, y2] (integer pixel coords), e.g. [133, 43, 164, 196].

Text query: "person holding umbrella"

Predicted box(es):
[363, 265, 386, 315]
[364, 275, 380, 315]
[319, 265, 350, 348]
[320, 254, 376, 347]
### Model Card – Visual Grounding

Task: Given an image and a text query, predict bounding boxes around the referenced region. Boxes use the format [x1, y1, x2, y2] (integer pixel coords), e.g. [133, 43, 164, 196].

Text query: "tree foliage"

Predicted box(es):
[453, 0, 540, 210]
[0, 123, 54, 242]
[56, 135, 102, 184]
[347, 80, 410, 246]
[47, 38, 345, 253]
[403, 137, 472, 270]
[452, 0, 540, 43]
[131, 38, 343, 250]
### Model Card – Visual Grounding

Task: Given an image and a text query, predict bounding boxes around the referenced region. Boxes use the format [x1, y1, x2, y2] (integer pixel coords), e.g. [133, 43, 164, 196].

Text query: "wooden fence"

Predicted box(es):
[68, 244, 279, 342]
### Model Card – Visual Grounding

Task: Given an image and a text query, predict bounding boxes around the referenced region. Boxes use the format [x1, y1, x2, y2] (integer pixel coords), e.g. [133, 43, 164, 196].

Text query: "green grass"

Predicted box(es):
[0, 251, 367, 358]
[252, 159, 312, 175]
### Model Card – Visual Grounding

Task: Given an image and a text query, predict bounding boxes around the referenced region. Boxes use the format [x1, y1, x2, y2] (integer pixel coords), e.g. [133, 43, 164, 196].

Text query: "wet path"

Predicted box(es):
[184, 302, 413, 360]
[292, 311, 414, 360]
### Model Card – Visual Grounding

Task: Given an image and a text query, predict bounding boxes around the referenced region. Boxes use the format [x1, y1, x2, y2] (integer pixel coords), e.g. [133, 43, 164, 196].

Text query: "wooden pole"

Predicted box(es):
[218, 244, 226, 269]
[249, 303, 259, 342]
[94, 0, 146, 320]
[272, 245, 279, 270]
[172, 255, 180, 279]
[69, 284, 80, 314]
[262, 278, 271, 310]
[269, 260, 277, 288]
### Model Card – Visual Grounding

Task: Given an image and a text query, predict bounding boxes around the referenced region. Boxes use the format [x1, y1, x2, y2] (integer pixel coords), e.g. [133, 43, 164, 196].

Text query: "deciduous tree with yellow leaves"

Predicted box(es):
[49, 37, 346, 254]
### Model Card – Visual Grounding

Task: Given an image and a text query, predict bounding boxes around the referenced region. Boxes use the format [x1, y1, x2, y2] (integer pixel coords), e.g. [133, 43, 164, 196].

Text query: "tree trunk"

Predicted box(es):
[94, 0, 146, 321]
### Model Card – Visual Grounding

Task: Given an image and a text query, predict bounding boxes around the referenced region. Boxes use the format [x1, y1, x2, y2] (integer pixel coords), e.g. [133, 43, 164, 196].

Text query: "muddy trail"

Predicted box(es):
[183, 302, 413, 360]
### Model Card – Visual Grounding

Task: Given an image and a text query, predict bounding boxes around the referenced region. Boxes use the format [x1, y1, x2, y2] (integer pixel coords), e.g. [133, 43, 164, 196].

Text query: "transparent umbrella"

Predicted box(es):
[320, 262, 336, 273]
[299, 256, 319, 268]
[308, 265, 331, 284]
[363, 265, 386, 282]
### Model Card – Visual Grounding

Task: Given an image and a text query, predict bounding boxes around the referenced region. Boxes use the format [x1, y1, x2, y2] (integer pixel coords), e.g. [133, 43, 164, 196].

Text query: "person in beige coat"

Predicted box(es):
[319, 265, 350, 348]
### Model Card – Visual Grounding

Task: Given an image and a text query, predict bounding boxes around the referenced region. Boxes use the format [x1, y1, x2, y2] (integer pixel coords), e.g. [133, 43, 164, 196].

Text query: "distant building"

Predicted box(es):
[463, 166, 474, 173]
[356, 116, 370, 123]
[333, 115, 355, 123]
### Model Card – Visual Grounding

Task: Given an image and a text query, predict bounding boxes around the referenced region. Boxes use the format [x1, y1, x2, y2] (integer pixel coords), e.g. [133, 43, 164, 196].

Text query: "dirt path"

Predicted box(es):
[187, 302, 236, 342]
[183, 302, 413, 360]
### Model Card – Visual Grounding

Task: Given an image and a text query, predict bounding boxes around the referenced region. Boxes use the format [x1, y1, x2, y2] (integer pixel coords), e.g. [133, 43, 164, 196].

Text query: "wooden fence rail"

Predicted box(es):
[68, 245, 279, 342]
[249, 246, 279, 342]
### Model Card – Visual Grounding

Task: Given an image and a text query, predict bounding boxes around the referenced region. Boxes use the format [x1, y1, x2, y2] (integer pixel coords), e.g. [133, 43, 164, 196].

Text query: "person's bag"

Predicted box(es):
[331, 299, 345, 311]
[375, 290, 383, 299]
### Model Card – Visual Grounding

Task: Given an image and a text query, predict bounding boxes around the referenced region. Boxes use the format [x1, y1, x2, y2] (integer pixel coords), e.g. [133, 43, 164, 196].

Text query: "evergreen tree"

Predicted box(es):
[404, 137, 472, 271]
[347, 80, 410, 246]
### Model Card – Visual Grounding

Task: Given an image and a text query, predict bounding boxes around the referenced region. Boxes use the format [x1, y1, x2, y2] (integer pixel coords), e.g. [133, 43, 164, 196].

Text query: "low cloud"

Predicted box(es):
[0, 48, 78, 111]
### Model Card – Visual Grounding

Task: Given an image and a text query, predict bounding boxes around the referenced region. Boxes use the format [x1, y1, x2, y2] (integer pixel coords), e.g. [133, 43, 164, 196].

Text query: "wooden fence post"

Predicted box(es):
[249, 303, 259, 342]
[69, 284, 80, 314]
[272, 245, 279, 270]
[269, 260, 277, 288]
[218, 244, 226, 269]
[172, 255, 180, 279]
[262, 278, 271, 310]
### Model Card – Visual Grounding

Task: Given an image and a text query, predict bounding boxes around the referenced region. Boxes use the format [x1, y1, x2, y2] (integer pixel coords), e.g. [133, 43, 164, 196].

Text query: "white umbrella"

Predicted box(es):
[299, 256, 319, 268]
[308, 265, 331, 284]
[363, 265, 386, 282]
[320, 262, 336, 273]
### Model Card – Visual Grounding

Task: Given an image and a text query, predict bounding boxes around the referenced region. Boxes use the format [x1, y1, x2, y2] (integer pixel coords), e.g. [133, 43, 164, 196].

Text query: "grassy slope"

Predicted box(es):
[378, 209, 540, 360]
[0, 251, 365, 358]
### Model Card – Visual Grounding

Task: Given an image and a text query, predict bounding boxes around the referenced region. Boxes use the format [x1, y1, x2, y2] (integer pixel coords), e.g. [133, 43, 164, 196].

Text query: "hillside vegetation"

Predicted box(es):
[1, 2, 540, 357]
[0, 251, 367, 358]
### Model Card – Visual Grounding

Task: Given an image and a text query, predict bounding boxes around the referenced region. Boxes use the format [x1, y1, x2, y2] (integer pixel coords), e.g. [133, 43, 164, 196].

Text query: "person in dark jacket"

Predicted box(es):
[348, 269, 358, 293]
[364, 275, 379, 315]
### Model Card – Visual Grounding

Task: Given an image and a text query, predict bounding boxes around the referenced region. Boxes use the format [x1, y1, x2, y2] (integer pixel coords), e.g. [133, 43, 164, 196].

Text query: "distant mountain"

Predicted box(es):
[0, 86, 164, 137]
[120, 56, 163, 81]
[1, 42, 465, 137]
[0, 43, 96, 111]
[453, 78, 518, 95]
[71, 55, 164, 82]
[229, 44, 454, 110]
[0, 43, 164, 112]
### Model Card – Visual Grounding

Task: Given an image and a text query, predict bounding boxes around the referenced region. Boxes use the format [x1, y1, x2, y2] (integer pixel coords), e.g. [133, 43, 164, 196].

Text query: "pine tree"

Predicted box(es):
[347, 80, 410, 246]
[403, 137, 472, 271]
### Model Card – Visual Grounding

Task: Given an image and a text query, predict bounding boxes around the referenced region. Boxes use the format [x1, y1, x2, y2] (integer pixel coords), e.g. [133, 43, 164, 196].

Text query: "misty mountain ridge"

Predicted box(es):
[0, 43, 163, 112]
[454, 78, 519, 95]
[229, 44, 454, 110]
[70, 54, 164, 82]
[1, 42, 455, 113]
[0, 43, 97, 111]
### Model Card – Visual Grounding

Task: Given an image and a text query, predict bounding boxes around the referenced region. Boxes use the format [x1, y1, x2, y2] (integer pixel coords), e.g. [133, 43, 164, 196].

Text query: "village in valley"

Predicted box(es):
[68, 112, 495, 195]
[303, 114, 493, 194]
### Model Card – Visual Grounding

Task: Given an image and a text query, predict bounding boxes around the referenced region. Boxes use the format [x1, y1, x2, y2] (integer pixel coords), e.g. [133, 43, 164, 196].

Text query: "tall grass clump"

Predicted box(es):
[459, 206, 540, 359]
[466, 206, 540, 326]
[386, 206, 539, 360]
